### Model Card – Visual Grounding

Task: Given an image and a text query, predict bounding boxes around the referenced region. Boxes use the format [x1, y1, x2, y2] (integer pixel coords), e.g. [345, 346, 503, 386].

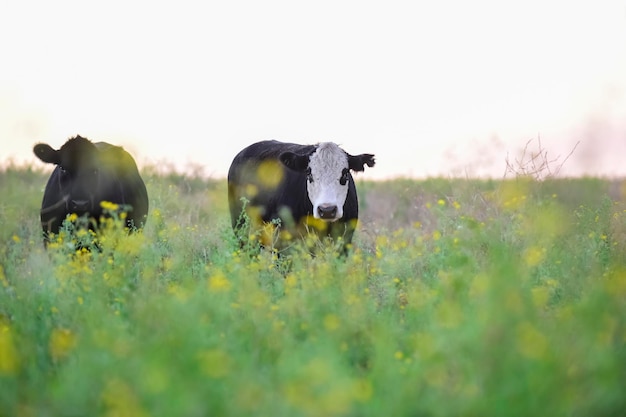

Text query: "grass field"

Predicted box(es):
[1, 162, 625, 416]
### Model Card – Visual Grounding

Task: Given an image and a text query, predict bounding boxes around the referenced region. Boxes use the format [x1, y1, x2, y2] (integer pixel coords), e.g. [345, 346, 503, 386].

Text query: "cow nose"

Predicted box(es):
[317, 204, 338, 219]
[71, 199, 90, 211]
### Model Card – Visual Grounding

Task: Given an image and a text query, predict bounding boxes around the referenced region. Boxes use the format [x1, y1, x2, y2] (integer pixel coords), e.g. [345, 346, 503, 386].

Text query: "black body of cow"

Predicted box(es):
[227, 140, 375, 255]
[34, 135, 149, 246]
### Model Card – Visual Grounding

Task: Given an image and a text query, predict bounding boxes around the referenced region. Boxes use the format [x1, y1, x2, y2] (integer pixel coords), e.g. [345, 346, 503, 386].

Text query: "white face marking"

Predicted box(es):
[306, 142, 349, 221]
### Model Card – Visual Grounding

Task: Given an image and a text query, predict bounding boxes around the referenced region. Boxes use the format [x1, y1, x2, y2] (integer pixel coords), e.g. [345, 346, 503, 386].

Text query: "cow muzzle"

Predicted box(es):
[317, 204, 338, 220]
[70, 199, 91, 212]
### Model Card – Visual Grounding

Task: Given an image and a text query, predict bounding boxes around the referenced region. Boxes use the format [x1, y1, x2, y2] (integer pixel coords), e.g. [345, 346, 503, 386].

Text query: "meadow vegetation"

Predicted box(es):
[1, 157, 625, 416]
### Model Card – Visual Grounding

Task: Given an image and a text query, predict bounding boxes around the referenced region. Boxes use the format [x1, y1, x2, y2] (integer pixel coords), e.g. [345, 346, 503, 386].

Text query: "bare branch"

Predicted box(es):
[503, 136, 579, 181]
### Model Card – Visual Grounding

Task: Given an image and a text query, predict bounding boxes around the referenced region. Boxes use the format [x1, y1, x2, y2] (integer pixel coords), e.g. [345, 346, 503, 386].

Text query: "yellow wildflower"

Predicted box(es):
[524, 246, 545, 267]
[208, 271, 231, 292]
[531, 287, 550, 309]
[101, 378, 148, 417]
[100, 201, 119, 211]
[323, 314, 340, 331]
[197, 349, 232, 378]
[516, 322, 548, 359]
[49, 328, 77, 361]
[352, 378, 373, 402]
[0, 323, 20, 375]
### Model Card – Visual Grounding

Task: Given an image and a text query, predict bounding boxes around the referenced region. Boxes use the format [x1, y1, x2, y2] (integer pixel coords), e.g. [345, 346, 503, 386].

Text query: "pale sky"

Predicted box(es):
[2, 0, 625, 180]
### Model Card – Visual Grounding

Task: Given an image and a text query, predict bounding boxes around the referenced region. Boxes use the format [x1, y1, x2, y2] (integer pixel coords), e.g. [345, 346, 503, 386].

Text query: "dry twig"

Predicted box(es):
[504, 136, 579, 180]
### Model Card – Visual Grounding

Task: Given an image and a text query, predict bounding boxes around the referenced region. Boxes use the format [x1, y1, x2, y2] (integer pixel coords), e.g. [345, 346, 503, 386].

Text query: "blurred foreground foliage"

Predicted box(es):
[1, 162, 625, 416]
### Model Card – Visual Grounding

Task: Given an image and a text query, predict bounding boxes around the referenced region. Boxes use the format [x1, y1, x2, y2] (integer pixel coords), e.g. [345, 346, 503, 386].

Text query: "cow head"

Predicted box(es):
[33, 135, 102, 216]
[280, 142, 375, 221]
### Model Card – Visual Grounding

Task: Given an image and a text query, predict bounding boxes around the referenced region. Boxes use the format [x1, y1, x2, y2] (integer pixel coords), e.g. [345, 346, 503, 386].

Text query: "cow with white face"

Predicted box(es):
[227, 140, 375, 255]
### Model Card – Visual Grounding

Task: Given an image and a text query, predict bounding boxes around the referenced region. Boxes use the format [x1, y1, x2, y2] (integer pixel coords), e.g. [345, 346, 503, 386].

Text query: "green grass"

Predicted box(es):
[1, 163, 625, 416]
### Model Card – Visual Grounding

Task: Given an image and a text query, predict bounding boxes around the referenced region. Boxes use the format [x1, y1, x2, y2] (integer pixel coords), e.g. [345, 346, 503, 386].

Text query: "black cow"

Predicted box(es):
[227, 140, 375, 255]
[33, 135, 149, 246]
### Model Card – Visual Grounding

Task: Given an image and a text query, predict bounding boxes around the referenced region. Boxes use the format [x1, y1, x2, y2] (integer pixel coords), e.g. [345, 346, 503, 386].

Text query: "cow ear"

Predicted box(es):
[279, 151, 310, 172]
[33, 144, 60, 165]
[348, 153, 376, 172]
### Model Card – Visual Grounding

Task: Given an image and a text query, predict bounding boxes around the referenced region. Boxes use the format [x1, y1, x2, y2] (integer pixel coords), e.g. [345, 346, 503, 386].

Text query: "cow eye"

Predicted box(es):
[339, 169, 349, 186]
[306, 167, 313, 183]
